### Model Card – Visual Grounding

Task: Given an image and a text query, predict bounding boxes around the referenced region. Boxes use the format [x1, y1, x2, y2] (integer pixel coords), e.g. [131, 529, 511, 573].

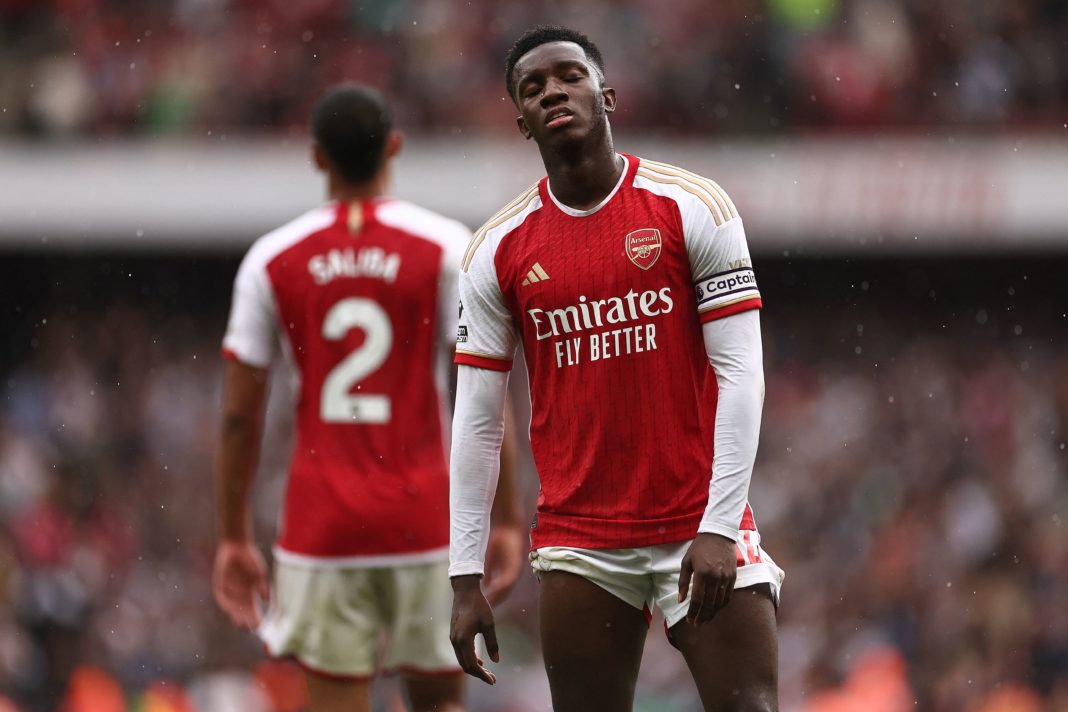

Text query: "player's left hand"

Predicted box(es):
[482, 524, 526, 605]
[213, 540, 270, 630]
[678, 532, 738, 624]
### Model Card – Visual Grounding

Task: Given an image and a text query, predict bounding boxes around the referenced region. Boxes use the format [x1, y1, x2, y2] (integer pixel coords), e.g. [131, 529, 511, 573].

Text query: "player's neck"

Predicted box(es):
[328, 172, 388, 203]
[540, 138, 622, 212]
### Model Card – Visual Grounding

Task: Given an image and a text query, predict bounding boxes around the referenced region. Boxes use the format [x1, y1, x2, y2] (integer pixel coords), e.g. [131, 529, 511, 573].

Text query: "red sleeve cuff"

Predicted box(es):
[221, 346, 270, 370]
[698, 297, 762, 324]
[455, 351, 513, 372]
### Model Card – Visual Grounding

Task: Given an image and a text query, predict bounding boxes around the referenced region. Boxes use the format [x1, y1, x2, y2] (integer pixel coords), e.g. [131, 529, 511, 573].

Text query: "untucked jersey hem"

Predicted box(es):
[273, 545, 449, 569]
[531, 510, 705, 550]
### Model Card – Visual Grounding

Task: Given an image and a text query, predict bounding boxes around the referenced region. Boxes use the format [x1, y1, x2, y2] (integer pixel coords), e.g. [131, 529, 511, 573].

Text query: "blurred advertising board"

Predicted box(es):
[1, 135, 1064, 254]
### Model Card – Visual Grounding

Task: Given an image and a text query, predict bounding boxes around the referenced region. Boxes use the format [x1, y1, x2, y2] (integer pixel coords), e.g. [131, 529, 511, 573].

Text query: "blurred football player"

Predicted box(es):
[214, 84, 524, 712]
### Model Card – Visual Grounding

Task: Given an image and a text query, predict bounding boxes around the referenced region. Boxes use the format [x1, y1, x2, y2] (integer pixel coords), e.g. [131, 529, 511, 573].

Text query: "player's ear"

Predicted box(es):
[602, 86, 617, 113]
[385, 129, 404, 159]
[312, 143, 329, 172]
[516, 115, 532, 140]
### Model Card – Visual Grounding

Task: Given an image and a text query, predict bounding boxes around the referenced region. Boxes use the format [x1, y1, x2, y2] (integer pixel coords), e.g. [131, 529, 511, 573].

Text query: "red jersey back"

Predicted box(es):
[223, 199, 469, 564]
[456, 155, 759, 550]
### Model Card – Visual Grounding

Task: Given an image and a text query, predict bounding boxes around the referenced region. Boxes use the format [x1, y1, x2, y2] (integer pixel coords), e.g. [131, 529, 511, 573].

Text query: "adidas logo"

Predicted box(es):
[521, 262, 550, 286]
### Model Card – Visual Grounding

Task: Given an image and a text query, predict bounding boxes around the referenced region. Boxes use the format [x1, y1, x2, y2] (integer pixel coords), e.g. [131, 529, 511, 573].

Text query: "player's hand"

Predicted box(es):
[678, 532, 738, 624]
[482, 524, 526, 605]
[213, 539, 270, 629]
[449, 575, 499, 685]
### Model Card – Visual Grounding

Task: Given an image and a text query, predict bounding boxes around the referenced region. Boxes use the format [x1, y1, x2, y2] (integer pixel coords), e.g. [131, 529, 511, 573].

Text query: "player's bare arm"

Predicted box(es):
[213, 358, 271, 629]
[483, 406, 526, 605]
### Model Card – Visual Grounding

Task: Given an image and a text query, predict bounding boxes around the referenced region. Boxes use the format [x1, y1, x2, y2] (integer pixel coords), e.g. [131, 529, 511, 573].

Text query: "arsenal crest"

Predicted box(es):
[625, 228, 662, 270]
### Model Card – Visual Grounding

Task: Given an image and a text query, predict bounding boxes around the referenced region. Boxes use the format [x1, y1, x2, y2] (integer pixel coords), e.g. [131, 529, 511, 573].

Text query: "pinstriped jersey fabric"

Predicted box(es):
[223, 199, 469, 563]
[457, 155, 761, 549]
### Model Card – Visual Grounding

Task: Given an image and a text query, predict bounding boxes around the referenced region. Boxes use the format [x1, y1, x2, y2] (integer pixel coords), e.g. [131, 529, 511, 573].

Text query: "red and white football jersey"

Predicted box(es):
[223, 199, 469, 565]
[456, 154, 759, 550]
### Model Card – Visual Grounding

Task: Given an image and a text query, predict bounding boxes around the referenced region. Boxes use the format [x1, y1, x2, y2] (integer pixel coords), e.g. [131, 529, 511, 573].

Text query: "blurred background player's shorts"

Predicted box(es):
[530, 530, 784, 629]
[258, 558, 459, 679]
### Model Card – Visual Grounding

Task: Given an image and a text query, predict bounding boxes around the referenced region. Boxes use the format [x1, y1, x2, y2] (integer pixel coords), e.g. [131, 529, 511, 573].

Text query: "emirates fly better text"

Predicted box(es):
[526, 287, 673, 368]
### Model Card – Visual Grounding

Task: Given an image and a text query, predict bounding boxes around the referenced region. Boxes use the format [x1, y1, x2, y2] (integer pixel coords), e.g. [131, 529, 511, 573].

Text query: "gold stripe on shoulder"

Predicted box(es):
[641, 159, 738, 219]
[487, 183, 539, 225]
[462, 191, 537, 272]
[639, 161, 732, 221]
[642, 158, 738, 219]
[636, 168, 724, 226]
[461, 185, 538, 269]
[461, 228, 489, 273]
[461, 187, 539, 272]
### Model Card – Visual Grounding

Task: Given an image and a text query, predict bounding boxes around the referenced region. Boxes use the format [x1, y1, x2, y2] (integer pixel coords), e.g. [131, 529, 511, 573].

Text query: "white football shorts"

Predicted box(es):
[529, 529, 784, 629]
[258, 558, 459, 679]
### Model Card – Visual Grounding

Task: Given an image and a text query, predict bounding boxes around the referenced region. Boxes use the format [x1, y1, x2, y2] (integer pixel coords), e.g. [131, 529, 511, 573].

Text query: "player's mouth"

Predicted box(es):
[545, 108, 574, 129]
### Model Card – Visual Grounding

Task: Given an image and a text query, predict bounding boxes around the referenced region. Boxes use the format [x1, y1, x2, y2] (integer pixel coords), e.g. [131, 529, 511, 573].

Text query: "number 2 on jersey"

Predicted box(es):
[320, 298, 393, 424]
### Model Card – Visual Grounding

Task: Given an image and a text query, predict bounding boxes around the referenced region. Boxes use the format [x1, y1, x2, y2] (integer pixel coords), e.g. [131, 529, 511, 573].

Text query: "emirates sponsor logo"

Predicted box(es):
[527, 287, 674, 341]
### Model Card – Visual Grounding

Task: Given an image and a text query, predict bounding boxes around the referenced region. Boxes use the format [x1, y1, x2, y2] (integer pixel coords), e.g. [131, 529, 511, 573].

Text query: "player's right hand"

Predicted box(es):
[449, 575, 499, 685]
[212, 540, 270, 629]
[678, 532, 738, 625]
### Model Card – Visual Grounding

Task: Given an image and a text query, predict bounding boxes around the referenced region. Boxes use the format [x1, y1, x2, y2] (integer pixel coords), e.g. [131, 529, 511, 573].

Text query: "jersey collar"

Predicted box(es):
[543, 154, 631, 218]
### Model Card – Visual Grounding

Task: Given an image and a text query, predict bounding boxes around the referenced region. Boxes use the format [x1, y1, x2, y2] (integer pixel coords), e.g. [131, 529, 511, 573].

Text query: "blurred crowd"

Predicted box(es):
[1, 262, 1066, 711]
[1, 0, 1067, 137]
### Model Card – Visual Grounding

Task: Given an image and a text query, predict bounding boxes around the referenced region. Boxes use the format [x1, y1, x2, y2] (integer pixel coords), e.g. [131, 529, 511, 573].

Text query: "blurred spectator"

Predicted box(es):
[1, 257, 1065, 710]
[1, 0, 1066, 137]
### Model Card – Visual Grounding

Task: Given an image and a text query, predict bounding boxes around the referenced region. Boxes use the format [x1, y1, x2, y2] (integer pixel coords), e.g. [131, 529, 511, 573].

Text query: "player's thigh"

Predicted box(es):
[259, 562, 381, 678]
[403, 672, 464, 712]
[303, 671, 371, 712]
[653, 530, 784, 630]
[669, 583, 778, 712]
[539, 570, 649, 712]
[383, 560, 461, 676]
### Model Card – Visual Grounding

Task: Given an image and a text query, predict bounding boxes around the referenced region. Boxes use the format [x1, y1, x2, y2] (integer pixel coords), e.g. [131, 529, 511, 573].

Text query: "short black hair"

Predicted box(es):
[504, 25, 605, 101]
[310, 83, 393, 184]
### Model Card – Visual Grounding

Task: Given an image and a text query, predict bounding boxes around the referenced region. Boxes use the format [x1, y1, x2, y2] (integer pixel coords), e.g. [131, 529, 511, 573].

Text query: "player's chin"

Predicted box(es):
[537, 122, 589, 147]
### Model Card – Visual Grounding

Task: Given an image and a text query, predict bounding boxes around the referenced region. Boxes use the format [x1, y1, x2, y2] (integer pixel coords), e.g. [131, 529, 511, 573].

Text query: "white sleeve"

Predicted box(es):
[449, 365, 509, 577]
[222, 248, 278, 368]
[698, 309, 764, 540]
[686, 215, 762, 323]
[454, 239, 518, 371]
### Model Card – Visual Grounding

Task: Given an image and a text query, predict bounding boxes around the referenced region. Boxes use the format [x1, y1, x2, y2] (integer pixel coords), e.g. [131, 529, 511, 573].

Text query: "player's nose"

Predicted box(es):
[540, 78, 569, 107]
